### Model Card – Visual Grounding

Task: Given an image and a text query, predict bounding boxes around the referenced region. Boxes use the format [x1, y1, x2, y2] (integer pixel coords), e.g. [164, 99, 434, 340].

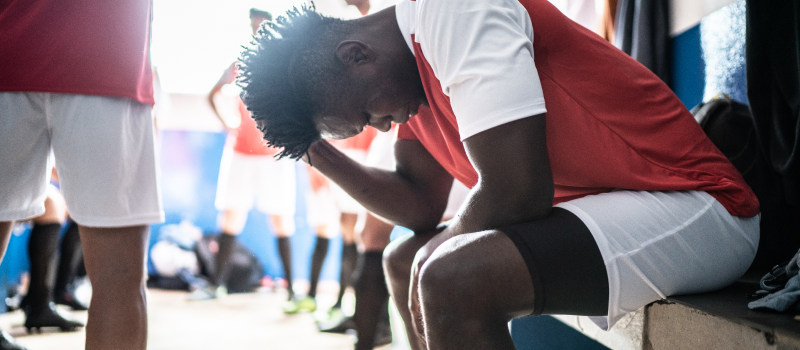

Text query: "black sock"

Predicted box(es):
[353, 251, 391, 350]
[26, 223, 61, 312]
[277, 237, 294, 299]
[54, 220, 82, 296]
[333, 242, 358, 309]
[307, 237, 329, 298]
[213, 234, 237, 287]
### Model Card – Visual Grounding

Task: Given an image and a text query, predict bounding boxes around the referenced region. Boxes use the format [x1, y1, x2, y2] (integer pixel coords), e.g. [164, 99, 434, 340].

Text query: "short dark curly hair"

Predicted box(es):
[238, 4, 357, 160]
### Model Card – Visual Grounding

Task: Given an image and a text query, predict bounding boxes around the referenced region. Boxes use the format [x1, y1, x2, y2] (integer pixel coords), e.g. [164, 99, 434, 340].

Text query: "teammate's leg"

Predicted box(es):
[307, 228, 331, 301]
[352, 214, 394, 350]
[212, 210, 248, 294]
[333, 212, 358, 310]
[273, 215, 296, 300]
[53, 219, 87, 310]
[80, 225, 148, 350]
[24, 187, 83, 331]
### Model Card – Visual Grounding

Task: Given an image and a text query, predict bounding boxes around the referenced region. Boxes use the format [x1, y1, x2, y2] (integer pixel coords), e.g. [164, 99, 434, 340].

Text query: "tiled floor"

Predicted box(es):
[0, 287, 404, 350]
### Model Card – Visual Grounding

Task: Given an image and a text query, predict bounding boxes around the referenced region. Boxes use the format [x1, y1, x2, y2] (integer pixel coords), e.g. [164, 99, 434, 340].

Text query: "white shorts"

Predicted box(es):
[329, 148, 368, 214]
[443, 181, 470, 220]
[0, 92, 164, 227]
[330, 128, 398, 215]
[214, 149, 296, 216]
[305, 184, 339, 235]
[364, 128, 397, 171]
[556, 190, 759, 330]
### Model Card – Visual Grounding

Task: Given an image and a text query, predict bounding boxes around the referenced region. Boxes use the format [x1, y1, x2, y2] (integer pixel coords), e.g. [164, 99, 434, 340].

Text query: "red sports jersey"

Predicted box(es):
[0, 0, 154, 105]
[330, 126, 380, 152]
[397, 0, 759, 217]
[234, 98, 279, 156]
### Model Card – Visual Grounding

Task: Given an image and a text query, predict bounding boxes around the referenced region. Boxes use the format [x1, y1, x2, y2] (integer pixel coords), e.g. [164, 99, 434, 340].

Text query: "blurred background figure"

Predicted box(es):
[195, 8, 300, 301]
[320, 127, 378, 320]
[16, 168, 85, 333]
[281, 166, 339, 314]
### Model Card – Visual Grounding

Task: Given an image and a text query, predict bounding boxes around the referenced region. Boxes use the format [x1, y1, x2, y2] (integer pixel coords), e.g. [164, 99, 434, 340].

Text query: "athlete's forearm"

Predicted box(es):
[306, 140, 447, 231]
[446, 178, 551, 237]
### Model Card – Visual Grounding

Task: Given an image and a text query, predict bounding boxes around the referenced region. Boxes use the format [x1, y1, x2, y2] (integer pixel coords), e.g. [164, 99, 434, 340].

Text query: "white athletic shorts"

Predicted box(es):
[443, 181, 470, 220]
[556, 190, 759, 330]
[364, 128, 397, 170]
[329, 128, 399, 215]
[214, 148, 296, 216]
[305, 182, 339, 236]
[329, 148, 368, 214]
[0, 92, 164, 227]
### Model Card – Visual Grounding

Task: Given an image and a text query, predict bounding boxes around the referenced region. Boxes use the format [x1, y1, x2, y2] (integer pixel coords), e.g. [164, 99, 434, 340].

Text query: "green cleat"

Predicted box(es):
[283, 296, 317, 314]
[315, 307, 345, 323]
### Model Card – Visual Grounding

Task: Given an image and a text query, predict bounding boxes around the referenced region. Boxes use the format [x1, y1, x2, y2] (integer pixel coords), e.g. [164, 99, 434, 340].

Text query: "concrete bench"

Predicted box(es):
[511, 270, 800, 350]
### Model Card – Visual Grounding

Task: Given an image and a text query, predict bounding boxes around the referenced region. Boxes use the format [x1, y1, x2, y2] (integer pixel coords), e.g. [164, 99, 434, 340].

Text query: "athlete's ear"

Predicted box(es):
[336, 40, 374, 66]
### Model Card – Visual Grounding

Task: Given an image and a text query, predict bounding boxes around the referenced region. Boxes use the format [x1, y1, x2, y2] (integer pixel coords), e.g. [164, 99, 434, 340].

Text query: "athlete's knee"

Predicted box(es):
[382, 233, 416, 281]
[417, 234, 496, 320]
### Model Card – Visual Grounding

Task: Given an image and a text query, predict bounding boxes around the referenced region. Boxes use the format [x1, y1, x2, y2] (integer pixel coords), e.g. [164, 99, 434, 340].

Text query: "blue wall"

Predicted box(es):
[671, 25, 705, 109]
[150, 129, 342, 283]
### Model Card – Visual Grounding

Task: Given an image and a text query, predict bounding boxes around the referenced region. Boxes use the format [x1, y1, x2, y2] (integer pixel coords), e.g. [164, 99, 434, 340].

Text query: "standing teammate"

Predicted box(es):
[279, 161, 347, 314]
[237, 1, 760, 349]
[196, 8, 303, 300]
[1, 0, 163, 349]
[320, 127, 378, 318]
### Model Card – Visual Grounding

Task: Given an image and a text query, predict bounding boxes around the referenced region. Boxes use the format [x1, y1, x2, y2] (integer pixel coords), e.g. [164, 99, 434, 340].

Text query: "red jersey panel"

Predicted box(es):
[0, 0, 154, 104]
[397, 0, 759, 217]
[234, 99, 279, 156]
[329, 126, 380, 152]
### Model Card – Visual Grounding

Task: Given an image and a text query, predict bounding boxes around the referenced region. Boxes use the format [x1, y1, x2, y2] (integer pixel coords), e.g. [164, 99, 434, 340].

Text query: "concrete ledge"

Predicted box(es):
[551, 278, 800, 350]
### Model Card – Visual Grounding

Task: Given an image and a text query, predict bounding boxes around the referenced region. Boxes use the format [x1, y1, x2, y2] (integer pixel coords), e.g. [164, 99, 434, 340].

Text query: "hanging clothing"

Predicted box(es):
[550, 0, 598, 32]
[746, 1, 800, 206]
[596, 0, 618, 42]
[613, 0, 671, 86]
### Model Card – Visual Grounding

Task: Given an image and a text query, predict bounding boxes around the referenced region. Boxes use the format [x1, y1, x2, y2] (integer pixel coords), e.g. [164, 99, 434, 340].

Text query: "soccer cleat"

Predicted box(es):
[24, 302, 84, 333]
[318, 313, 356, 334]
[283, 296, 317, 314]
[187, 285, 227, 301]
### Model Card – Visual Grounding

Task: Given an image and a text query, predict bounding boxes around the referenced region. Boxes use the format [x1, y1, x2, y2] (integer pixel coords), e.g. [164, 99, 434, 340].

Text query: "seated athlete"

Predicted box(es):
[236, 1, 761, 349]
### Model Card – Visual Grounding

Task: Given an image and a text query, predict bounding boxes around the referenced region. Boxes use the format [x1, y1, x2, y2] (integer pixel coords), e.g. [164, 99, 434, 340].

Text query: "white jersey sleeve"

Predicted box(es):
[412, 0, 547, 140]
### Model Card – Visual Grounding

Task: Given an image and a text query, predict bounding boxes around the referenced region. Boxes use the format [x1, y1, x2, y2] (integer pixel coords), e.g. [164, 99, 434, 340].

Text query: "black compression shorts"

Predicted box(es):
[500, 207, 609, 316]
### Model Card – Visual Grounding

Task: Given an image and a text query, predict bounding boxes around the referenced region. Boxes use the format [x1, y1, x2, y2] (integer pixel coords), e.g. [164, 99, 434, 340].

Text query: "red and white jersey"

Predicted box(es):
[395, 0, 759, 217]
[234, 98, 279, 156]
[0, 0, 154, 105]
[329, 127, 379, 153]
[213, 62, 277, 157]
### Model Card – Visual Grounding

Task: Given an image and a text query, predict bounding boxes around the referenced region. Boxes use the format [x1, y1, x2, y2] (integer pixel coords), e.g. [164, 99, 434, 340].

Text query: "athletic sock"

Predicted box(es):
[54, 220, 81, 296]
[333, 242, 358, 309]
[213, 233, 237, 287]
[26, 223, 62, 313]
[307, 236, 330, 298]
[353, 251, 391, 350]
[277, 237, 294, 299]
